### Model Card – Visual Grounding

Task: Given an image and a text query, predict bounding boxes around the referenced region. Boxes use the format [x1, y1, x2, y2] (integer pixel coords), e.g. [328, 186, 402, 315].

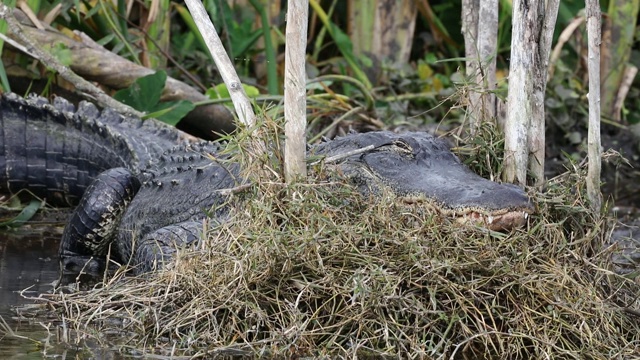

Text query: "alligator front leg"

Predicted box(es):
[124, 221, 204, 274]
[59, 167, 141, 275]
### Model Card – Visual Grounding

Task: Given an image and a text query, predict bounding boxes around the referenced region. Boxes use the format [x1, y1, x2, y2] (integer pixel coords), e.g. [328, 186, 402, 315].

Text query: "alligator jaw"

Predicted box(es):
[400, 196, 534, 231]
[454, 208, 532, 231]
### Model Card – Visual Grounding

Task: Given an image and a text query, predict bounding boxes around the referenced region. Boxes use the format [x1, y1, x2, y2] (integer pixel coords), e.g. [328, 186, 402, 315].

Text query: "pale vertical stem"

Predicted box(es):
[539, 0, 560, 66]
[528, 86, 546, 186]
[505, 0, 557, 186]
[284, 0, 309, 182]
[462, 0, 498, 132]
[586, 0, 603, 212]
[503, 0, 533, 185]
[476, 0, 498, 120]
[462, 0, 479, 78]
[184, 0, 256, 128]
[461, 0, 480, 130]
[528, 0, 559, 187]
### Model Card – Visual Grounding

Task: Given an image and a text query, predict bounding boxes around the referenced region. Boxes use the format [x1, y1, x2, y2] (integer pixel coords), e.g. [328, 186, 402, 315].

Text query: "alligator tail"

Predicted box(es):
[0, 93, 183, 205]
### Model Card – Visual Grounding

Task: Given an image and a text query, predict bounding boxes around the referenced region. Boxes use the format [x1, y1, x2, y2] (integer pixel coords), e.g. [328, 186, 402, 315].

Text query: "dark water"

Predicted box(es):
[610, 210, 640, 274]
[0, 227, 99, 359]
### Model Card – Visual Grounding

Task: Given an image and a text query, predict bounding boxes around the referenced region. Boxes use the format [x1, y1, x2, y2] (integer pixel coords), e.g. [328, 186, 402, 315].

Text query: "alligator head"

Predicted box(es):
[312, 131, 534, 231]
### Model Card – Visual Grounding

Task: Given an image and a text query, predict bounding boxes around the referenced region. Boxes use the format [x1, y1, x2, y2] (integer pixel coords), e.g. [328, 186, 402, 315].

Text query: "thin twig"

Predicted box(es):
[312, 145, 376, 165]
[0, 31, 36, 56]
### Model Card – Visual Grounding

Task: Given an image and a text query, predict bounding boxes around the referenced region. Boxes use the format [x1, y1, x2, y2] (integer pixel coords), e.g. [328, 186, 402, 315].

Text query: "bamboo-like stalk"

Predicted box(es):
[586, 0, 602, 212]
[503, 0, 558, 186]
[284, 0, 309, 182]
[184, 0, 256, 128]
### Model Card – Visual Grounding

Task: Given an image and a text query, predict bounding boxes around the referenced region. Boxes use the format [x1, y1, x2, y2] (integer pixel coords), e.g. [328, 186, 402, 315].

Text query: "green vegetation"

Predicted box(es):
[1, 0, 639, 358]
[0, 198, 42, 227]
[3, 1, 636, 131]
[113, 70, 194, 125]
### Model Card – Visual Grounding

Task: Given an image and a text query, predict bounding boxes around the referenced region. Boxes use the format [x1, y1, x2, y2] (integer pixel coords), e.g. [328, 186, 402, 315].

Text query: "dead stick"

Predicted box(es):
[0, 4, 143, 117]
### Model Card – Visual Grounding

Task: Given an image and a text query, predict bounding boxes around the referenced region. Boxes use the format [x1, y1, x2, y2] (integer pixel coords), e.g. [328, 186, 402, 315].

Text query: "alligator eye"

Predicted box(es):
[392, 140, 413, 154]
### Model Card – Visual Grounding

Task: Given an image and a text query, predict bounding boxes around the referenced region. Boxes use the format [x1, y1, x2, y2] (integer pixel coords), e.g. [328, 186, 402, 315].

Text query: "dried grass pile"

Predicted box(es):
[50, 127, 640, 358]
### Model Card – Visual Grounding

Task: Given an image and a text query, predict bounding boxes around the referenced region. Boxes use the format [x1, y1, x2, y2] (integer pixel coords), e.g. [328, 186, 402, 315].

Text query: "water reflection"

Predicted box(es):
[0, 226, 91, 358]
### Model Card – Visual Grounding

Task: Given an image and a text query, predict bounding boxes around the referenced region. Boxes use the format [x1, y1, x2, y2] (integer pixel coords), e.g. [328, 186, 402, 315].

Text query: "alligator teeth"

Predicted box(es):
[487, 216, 494, 224]
[524, 212, 529, 219]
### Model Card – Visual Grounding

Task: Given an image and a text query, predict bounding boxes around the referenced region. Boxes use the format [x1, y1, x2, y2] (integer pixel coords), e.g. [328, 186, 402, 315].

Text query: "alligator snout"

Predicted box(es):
[316, 131, 535, 231]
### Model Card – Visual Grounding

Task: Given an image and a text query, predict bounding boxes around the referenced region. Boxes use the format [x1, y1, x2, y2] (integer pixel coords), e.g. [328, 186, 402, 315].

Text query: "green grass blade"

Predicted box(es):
[0, 200, 43, 228]
[308, 0, 372, 89]
[0, 0, 15, 92]
[175, 4, 212, 59]
[248, 0, 279, 95]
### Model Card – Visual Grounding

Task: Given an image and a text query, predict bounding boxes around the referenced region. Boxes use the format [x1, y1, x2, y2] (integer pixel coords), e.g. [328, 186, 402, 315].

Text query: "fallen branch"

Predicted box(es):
[0, 4, 140, 116]
[2, 8, 236, 137]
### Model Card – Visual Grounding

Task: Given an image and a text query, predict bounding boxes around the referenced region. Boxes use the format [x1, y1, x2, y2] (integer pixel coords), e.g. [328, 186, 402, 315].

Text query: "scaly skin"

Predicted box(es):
[0, 93, 183, 205]
[0, 93, 533, 275]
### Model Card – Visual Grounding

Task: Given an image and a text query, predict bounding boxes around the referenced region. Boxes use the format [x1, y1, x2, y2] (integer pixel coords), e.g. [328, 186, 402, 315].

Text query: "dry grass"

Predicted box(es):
[44, 123, 640, 358]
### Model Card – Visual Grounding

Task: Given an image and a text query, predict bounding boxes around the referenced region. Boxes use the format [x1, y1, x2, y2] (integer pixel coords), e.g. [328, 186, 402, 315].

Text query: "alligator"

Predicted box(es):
[0, 93, 534, 275]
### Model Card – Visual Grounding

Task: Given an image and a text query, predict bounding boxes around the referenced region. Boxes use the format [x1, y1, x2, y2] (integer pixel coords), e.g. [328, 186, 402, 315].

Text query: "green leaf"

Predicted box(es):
[51, 43, 72, 66]
[143, 101, 196, 127]
[0, 200, 42, 228]
[97, 33, 116, 47]
[114, 70, 167, 112]
[113, 70, 194, 126]
[206, 83, 260, 100]
[229, 19, 262, 58]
